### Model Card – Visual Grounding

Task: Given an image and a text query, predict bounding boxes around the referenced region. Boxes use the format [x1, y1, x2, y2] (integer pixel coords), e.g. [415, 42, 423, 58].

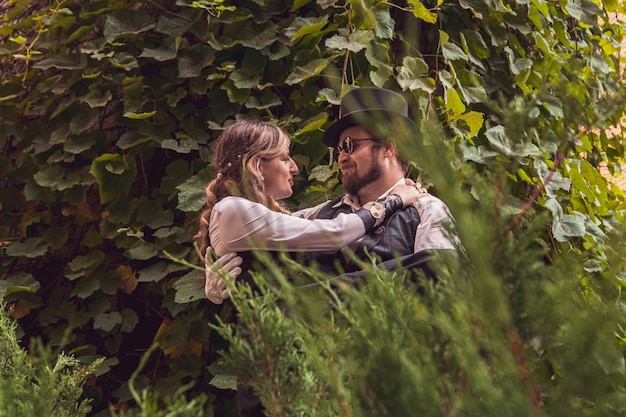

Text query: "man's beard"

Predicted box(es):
[342, 158, 383, 195]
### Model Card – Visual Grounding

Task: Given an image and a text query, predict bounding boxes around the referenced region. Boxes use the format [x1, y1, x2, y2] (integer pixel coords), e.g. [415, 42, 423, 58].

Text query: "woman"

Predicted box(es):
[194, 119, 423, 292]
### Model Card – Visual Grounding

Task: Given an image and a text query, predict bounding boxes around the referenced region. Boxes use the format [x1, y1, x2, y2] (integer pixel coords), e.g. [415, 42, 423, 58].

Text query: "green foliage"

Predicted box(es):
[0, 303, 101, 417]
[216, 126, 626, 416]
[0, 0, 625, 414]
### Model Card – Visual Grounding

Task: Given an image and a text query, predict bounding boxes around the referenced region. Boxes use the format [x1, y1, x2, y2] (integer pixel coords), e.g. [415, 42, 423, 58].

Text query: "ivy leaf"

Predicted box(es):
[372, 7, 394, 40]
[442, 42, 468, 62]
[178, 44, 216, 78]
[445, 88, 466, 117]
[123, 111, 156, 120]
[64, 134, 96, 154]
[397, 56, 435, 93]
[564, 0, 602, 26]
[140, 37, 178, 61]
[407, 0, 438, 23]
[308, 165, 336, 182]
[128, 243, 158, 261]
[176, 170, 213, 212]
[285, 57, 336, 85]
[0, 273, 40, 298]
[285, 16, 328, 40]
[553, 212, 587, 242]
[94, 311, 122, 332]
[89, 153, 138, 203]
[66, 251, 106, 280]
[459, 111, 484, 137]
[34, 165, 82, 191]
[103, 10, 155, 43]
[209, 373, 237, 391]
[33, 54, 86, 70]
[120, 309, 139, 333]
[161, 137, 199, 154]
[325, 30, 374, 52]
[246, 92, 282, 110]
[485, 125, 541, 157]
[70, 108, 100, 134]
[239, 23, 278, 50]
[173, 270, 205, 303]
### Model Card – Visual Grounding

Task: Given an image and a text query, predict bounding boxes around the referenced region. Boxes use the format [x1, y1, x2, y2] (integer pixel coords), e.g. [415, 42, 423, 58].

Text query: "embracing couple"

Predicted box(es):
[195, 87, 458, 416]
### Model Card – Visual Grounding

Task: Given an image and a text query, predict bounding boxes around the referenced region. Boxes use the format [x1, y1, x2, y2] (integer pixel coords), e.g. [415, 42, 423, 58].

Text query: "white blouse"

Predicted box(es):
[209, 196, 367, 256]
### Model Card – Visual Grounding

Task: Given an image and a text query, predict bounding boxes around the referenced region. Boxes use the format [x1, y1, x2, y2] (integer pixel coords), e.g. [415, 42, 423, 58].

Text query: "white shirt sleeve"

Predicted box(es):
[413, 195, 459, 252]
[209, 196, 367, 256]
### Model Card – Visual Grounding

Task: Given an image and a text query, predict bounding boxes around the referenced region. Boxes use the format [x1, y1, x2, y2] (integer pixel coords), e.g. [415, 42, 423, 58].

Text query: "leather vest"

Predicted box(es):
[306, 196, 421, 274]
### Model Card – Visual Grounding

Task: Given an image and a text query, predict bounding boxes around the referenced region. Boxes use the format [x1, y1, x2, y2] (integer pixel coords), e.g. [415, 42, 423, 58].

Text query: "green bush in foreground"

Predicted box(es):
[0, 303, 102, 417]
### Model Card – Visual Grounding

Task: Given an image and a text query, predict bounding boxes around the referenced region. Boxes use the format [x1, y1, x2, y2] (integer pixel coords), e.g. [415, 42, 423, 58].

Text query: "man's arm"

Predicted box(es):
[412, 195, 459, 252]
[204, 248, 242, 304]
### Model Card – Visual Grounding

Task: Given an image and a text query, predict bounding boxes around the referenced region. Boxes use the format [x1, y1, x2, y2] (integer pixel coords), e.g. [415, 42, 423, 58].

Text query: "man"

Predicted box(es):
[204, 87, 457, 302]
[205, 87, 458, 417]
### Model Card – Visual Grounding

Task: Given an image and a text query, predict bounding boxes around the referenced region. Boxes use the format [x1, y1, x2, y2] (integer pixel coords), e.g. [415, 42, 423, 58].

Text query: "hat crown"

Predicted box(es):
[339, 87, 409, 119]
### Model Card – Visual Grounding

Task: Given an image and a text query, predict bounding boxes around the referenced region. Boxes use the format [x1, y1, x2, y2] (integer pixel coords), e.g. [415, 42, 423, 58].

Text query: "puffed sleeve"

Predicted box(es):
[209, 197, 367, 256]
[413, 195, 459, 252]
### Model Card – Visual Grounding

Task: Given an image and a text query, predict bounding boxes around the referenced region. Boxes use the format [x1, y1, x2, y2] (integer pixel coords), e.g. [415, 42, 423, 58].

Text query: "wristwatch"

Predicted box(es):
[362, 201, 385, 219]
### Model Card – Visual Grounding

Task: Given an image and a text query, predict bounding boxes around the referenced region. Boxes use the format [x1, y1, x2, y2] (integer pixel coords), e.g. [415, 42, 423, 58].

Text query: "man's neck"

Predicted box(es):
[355, 175, 404, 205]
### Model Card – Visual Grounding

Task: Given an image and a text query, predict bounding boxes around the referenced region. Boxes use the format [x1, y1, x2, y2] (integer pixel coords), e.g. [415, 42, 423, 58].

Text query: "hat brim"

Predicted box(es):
[322, 109, 420, 147]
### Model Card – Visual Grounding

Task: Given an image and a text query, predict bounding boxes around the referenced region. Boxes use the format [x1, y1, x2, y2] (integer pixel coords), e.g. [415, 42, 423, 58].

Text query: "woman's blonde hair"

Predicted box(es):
[195, 119, 292, 255]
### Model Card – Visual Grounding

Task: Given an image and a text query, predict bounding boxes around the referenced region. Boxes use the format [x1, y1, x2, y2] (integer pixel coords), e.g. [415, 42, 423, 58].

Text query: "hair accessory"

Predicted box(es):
[227, 162, 232, 167]
[216, 173, 223, 179]
[237, 154, 242, 159]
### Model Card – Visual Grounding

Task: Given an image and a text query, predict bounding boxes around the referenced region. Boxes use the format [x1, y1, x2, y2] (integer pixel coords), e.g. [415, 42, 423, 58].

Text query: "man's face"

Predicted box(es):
[337, 126, 384, 195]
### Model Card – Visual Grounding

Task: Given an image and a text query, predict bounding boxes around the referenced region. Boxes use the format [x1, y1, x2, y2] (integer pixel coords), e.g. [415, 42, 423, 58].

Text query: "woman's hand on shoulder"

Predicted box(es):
[390, 181, 430, 207]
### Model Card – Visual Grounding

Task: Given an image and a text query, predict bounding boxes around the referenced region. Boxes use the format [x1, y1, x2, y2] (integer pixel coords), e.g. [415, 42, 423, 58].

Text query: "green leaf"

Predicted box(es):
[103, 10, 155, 43]
[176, 170, 213, 212]
[123, 111, 156, 120]
[209, 373, 237, 390]
[128, 243, 158, 260]
[161, 137, 199, 154]
[64, 134, 96, 154]
[442, 42, 468, 62]
[325, 30, 374, 52]
[173, 270, 205, 303]
[0, 273, 40, 298]
[445, 88, 466, 116]
[32, 54, 87, 70]
[178, 44, 216, 78]
[285, 16, 328, 40]
[240, 23, 278, 50]
[94, 311, 122, 332]
[34, 165, 82, 191]
[120, 309, 139, 333]
[67, 251, 106, 273]
[285, 57, 336, 85]
[397, 56, 435, 93]
[564, 0, 602, 26]
[372, 7, 394, 40]
[407, 0, 438, 23]
[137, 262, 186, 283]
[459, 111, 484, 137]
[70, 108, 100, 134]
[140, 37, 178, 61]
[89, 154, 138, 203]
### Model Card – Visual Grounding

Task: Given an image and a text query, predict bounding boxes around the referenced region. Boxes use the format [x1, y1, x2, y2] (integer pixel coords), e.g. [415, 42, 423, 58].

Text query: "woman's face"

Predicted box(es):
[259, 151, 299, 200]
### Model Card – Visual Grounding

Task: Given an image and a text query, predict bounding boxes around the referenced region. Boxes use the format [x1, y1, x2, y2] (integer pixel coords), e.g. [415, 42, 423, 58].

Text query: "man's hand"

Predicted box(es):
[204, 248, 243, 304]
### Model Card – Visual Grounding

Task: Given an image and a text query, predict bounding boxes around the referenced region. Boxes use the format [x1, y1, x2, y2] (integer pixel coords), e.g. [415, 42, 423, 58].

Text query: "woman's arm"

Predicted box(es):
[209, 197, 368, 256]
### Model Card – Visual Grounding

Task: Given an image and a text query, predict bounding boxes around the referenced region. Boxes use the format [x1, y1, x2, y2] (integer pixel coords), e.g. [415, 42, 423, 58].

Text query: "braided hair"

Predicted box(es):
[195, 119, 292, 256]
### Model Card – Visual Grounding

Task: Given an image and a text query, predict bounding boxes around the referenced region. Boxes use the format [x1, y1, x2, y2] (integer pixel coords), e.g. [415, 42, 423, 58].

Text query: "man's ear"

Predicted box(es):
[383, 138, 398, 156]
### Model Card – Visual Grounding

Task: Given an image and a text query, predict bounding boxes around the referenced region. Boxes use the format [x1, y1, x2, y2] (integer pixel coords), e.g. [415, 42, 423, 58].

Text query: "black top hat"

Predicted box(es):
[322, 87, 420, 147]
